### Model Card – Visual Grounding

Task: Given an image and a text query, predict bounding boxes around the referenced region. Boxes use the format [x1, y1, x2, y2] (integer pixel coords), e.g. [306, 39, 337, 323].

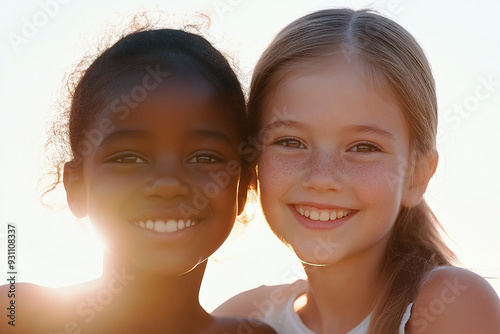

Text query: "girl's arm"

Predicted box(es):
[407, 266, 500, 334]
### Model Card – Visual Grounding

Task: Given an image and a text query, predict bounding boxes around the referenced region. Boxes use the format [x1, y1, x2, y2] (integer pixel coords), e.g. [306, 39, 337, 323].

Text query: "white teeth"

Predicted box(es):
[178, 220, 185, 229]
[134, 219, 197, 233]
[165, 220, 177, 232]
[295, 205, 351, 222]
[309, 211, 319, 220]
[154, 220, 166, 232]
[319, 211, 330, 221]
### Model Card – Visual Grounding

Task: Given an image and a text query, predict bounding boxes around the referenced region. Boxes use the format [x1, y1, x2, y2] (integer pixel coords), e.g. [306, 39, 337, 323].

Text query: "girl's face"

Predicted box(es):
[66, 77, 242, 275]
[258, 61, 414, 266]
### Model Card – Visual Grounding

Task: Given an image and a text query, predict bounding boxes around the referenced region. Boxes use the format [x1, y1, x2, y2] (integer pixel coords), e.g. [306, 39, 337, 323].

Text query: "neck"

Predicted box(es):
[299, 237, 388, 334]
[86, 253, 211, 333]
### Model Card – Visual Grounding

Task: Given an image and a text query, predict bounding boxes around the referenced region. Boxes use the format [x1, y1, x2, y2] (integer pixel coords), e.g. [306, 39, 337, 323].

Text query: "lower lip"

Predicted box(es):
[289, 206, 355, 230]
[131, 221, 203, 242]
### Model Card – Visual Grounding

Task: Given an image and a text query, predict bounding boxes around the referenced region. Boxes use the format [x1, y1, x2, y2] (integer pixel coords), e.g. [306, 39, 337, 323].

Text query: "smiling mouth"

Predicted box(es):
[133, 219, 197, 233]
[294, 205, 352, 222]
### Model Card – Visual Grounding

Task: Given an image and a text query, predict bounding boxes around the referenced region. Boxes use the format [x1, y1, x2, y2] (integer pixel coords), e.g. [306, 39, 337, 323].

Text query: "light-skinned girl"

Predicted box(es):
[0, 27, 275, 334]
[214, 8, 500, 334]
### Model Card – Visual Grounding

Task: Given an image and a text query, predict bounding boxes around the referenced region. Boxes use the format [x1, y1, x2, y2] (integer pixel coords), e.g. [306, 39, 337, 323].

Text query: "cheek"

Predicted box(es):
[207, 172, 240, 225]
[257, 152, 291, 220]
[85, 169, 137, 207]
[86, 179, 118, 206]
[347, 160, 407, 209]
[258, 151, 301, 192]
[214, 178, 239, 214]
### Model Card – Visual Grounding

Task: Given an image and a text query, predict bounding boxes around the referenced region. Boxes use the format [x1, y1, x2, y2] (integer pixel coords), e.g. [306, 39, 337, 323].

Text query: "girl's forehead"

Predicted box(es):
[98, 74, 226, 119]
[106, 73, 213, 101]
[91, 74, 243, 139]
[260, 59, 409, 143]
[266, 56, 399, 113]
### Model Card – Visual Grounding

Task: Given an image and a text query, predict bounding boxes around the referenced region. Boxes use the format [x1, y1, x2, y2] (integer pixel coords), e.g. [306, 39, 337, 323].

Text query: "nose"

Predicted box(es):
[302, 149, 343, 192]
[143, 158, 191, 199]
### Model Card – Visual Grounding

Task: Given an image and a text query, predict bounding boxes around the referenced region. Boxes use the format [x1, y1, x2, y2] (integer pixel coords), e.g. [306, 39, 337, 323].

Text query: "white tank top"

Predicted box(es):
[262, 280, 413, 334]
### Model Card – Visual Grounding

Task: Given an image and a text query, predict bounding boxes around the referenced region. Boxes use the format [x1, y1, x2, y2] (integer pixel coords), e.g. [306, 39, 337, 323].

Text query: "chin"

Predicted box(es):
[118, 253, 207, 277]
[285, 237, 347, 267]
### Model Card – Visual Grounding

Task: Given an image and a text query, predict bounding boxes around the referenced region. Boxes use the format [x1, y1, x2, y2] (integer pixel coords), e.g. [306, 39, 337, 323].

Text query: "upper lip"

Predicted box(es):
[291, 202, 354, 211]
[131, 208, 205, 222]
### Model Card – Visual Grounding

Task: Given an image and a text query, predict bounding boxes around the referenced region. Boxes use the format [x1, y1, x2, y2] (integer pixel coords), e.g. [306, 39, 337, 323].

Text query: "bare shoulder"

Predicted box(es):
[212, 280, 307, 321]
[0, 281, 98, 333]
[0, 282, 53, 314]
[407, 266, 500, 334]
[0, 282, 61, 333]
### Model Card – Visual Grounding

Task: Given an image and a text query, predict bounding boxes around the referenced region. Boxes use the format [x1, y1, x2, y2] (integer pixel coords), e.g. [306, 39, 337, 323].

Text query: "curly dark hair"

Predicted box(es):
[42, 24, 251, 211]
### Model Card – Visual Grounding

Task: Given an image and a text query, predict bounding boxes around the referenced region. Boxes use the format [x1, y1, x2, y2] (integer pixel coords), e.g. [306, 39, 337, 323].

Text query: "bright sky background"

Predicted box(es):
[1, 0, 499, 312]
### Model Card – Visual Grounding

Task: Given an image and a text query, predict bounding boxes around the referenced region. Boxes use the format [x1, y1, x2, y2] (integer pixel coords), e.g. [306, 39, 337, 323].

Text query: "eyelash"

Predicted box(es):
[106, 152, 224, 165]
[187, 152, 223, 164]
[106, 152, 147, 164]
[272, 138, 381, 153]
[273, 137, 306, 149]
[348, 141, 382, 153]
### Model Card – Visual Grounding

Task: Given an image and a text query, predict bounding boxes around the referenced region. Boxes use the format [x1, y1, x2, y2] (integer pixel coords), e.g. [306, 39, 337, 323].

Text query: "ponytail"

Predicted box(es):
[369, 201, 455, 333]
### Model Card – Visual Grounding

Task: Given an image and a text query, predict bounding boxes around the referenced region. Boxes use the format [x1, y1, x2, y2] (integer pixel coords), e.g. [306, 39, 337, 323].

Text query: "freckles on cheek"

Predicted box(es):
[347, 161, 406, 199]
[258, 153, 295, 191]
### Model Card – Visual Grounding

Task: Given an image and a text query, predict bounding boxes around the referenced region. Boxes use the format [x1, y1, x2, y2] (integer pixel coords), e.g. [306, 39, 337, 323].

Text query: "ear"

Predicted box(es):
[63, 161, 87, 218]
[402, 150, 438, 208]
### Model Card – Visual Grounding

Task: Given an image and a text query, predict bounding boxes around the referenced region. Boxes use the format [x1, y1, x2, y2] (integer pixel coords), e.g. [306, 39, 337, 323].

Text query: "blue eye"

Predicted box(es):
[274, 138, 306, 149]
[348, 142, 381, 153]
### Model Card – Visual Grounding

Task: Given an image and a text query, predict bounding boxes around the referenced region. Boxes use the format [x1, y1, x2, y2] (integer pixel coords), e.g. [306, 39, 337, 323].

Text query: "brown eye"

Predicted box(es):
[349, 143, 381, 153]
[187, 153, 222, 164]
[108, 154, 146, 164]
[275, 138, 305, 149]
[194, 156, 216, 163]
[120, 156, 143, 163]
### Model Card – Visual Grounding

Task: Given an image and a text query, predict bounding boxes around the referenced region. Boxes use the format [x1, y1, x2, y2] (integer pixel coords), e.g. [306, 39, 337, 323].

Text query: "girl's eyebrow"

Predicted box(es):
[98, 129, 233, 147]
[260, 121, 395, 141]
[98, 130, 145, 147]
[345, 124, 396, 141]
[187, 129, 232, 144]
[261, 119, 305, 135]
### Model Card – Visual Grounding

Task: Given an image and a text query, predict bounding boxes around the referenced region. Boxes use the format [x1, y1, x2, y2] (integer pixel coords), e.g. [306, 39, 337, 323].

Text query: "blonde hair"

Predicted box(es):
[248, 8, 455, 333]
